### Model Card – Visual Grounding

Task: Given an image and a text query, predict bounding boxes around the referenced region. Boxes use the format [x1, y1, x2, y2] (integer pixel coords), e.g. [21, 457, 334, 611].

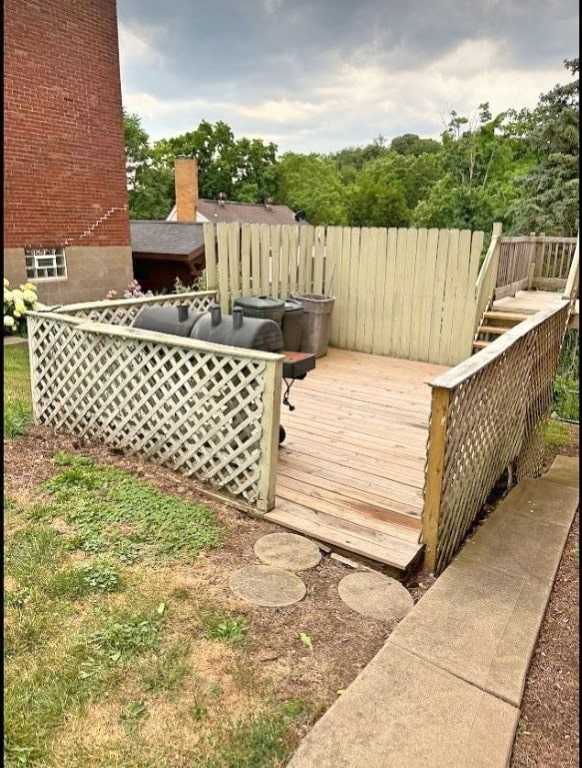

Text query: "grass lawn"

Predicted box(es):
[4, 344, 33, 438]
[3, 344, 392, 768]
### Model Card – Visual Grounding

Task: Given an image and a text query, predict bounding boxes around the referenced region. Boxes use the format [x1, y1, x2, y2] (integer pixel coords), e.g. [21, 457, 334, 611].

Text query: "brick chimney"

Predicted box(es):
[174, 156, 198, 221]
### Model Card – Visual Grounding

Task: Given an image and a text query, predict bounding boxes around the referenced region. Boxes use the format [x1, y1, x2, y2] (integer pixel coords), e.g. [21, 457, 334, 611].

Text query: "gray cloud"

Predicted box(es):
[117, 0, 578, 152]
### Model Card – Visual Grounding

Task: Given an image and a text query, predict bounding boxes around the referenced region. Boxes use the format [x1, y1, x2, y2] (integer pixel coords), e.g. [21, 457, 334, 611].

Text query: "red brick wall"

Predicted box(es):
[3, 0, 130, 249]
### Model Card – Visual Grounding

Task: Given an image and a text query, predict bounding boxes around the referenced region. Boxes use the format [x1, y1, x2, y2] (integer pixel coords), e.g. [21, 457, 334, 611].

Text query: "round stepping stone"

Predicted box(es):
[338, 571, 414, 621]
[229, 565, 306, 607]
[254, 532, 322, 571]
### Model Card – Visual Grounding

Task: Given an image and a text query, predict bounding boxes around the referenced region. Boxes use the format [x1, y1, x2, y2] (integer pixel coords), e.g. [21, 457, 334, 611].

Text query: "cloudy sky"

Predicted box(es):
[117, 0, 579, 154]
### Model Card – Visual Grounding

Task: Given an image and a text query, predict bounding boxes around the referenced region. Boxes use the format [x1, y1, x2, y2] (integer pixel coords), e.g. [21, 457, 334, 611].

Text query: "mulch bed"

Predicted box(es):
[510, 423, 579, 768]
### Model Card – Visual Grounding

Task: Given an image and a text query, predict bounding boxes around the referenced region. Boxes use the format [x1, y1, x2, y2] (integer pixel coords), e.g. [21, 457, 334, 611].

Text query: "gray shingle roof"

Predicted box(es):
[130, 220, 205, 256]
[197, 200, 298, 225]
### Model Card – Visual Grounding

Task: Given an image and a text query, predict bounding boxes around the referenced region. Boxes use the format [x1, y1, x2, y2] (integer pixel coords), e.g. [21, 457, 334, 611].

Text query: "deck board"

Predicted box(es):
[267, 348, 448, 573]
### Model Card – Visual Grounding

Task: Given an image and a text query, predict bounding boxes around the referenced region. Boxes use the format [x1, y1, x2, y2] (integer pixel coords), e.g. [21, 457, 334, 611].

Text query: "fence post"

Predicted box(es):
[256, 357, 283, 512]
[422, 385, 451, 573]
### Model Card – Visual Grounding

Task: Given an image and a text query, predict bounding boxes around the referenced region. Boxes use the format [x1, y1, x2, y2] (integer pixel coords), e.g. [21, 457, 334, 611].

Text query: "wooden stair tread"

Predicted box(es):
[473, 340, 490, 349]
[266, 500, 423, 573]
[478, 325, 509, 334]
[483, 310, 529, 322]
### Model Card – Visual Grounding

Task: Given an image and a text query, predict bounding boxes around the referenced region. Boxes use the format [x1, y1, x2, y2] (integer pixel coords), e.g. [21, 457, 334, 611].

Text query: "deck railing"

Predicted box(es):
[562, 234, 579, 310]
[27, 293, 282, 512]
[473, 223, 502, 335]
[495, 234, 578, 299]
[422, 301, 570, 574]
[495, 236, 535, 299]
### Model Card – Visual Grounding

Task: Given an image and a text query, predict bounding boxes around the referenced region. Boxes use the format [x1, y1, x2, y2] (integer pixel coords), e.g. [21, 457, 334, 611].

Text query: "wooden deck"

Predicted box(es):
[265, 349, 448, 574]
[494, 290, 578, 328]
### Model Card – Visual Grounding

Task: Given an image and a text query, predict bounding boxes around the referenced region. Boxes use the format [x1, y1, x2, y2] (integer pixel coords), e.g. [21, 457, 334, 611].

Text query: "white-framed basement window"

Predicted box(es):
[24, 248, 67, 280]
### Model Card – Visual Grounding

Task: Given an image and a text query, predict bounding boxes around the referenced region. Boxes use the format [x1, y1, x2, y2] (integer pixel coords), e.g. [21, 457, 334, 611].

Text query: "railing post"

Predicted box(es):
[422, 385, 451, 573]
[534, 232, 545, 280]
[563, 234, 579, 304]
[257, 357, 283, 512]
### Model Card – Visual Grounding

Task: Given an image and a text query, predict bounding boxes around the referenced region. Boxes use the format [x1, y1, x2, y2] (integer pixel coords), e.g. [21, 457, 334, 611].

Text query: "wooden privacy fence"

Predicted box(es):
[204, 222, 486, 366]
[422, 301, 570, 574]
[27, 293, 282, 511]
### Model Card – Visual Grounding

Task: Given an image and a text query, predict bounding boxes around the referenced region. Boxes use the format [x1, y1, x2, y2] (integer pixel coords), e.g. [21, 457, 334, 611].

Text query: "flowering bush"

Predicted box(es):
[105, 279, 153, 301]
[3, 279, 43, 336]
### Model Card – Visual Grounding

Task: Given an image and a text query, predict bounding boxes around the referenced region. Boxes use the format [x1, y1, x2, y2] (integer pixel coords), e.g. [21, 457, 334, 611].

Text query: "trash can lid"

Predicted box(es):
[234, 295, 285, 310]
[284, 298, 303, 313]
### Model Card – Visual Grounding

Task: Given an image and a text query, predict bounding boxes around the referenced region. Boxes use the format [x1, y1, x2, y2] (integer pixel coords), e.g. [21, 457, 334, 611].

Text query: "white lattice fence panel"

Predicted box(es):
[53, 291, 219, 326]
[28, 313, 276, 505]
[423, 302, 569, 574]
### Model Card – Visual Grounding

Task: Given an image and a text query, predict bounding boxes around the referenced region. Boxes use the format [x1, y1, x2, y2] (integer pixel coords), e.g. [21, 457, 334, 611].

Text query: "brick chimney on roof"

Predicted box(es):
[174, 156, 198, 222]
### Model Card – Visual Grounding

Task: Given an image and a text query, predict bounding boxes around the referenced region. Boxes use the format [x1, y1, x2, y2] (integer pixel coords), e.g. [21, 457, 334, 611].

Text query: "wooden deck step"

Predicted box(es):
[478, 325, 509, 335]
[266, 499, 423, 575]
[483, 311, 529, 323]
[472, 340, 490, 349]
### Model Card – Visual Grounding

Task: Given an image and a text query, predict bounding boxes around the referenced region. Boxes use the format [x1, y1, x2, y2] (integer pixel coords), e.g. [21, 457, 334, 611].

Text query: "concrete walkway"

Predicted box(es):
[287, 456, 579, 768]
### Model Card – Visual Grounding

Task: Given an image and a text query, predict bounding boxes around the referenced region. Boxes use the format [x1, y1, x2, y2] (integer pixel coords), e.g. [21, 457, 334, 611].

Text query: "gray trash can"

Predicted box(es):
[282, 298, 303, 351]
[293, 293, 335, 358]
[233, 295, 285, 325]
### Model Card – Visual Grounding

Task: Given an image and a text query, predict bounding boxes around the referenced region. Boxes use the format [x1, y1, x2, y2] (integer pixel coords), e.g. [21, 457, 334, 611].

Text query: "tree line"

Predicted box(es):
[125, 58, 578, 237]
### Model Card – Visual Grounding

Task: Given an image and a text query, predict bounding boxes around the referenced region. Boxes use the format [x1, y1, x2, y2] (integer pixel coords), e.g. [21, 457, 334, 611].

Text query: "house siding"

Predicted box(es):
[3, 0, 133, 302]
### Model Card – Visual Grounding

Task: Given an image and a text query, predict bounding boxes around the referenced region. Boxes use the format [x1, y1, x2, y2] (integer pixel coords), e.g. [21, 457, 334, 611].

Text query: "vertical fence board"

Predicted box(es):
[326, 226, 342, 343]
[447, 229, 472, 364]
[391, 228, 408, 358]
[227, 222, 241, 301]
[355, 228, 370, 351]
[381, 228, 398, 356]
[362, 228, 378, 353]
[280, 226, 291, 298]
[270, 225, 281, 298]
[313, 226, 326, 295]
[260, 225, 271, 295]
[288, 226, 299, 295]
[217, 223, 230, 313]
[409, 228, 428, 361]
[400, 228, 418, 359]
[297, 225, 312, 294]
[371, 228, 388, 355]
[251, 226, 261, 295]
[427, 229, 450, 361]
[418, 228, 440, 362]
[346, 228, 361, 350]
[203, 222, 217, 290]
[438, 229, 461, 364]
[241, 224, 252, 296]
[337, 227, 352, 349]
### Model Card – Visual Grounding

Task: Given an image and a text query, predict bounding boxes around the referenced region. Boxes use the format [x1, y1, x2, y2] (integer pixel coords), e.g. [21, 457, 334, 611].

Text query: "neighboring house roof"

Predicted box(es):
[166, 199, 302, 226]
[130, 220, 205, 257]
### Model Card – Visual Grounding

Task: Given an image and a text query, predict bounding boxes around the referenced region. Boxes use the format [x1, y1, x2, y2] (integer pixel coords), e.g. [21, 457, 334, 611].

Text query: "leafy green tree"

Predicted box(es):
[412, 104, 536, 233]
[509, 58, 579, 235]
[151, 120, 279, 203]
[347, 157, 411, 227]
[123, 110, 174, 220]
[389, 133, 440, 156]
[276, 153, 349, 225]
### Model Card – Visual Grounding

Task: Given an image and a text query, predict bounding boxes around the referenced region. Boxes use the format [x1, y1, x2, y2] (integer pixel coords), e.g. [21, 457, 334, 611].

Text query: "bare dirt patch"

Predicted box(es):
[4, 424, 432, 764]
